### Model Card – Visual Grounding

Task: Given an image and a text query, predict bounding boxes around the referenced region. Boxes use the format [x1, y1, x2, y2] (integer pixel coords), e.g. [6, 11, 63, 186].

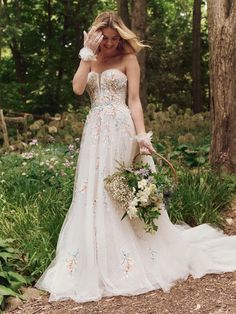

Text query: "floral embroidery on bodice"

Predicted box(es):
[86, 69, 128, 110]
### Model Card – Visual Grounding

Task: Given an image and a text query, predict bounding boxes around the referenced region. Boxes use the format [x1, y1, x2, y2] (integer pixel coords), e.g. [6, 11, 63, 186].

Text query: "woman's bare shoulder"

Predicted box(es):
[122, 53, 138, 63]
[121, 54, 139, 74]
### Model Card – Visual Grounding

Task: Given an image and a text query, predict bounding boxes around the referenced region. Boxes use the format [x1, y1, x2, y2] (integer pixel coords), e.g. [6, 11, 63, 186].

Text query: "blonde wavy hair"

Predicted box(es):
[90, 11, 149, 54]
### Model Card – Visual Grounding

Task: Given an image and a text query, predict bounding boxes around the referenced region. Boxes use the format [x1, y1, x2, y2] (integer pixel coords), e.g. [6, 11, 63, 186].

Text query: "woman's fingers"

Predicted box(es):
[83, 29, 103, 52]
[140, 143, 156, 155]
[140, 146, 150, 155]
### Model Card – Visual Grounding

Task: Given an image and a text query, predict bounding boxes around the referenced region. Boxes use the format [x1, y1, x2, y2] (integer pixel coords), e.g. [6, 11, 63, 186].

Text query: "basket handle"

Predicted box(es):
[133, 152, 178, 185]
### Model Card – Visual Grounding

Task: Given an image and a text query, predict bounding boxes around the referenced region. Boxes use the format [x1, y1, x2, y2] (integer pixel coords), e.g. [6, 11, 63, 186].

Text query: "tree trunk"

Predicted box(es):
[192, 0, 203, 113]
[131, 0, 147, 110]
[117, 0, 130, 28]
[9, 40, 27, 86]
[0, 109, 10, 148]
[207, 0, 236, 173]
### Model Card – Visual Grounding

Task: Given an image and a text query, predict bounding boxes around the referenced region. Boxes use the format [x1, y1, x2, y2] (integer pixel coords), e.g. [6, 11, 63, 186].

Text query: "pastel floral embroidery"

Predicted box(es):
[121, 250, 133, 276]
[149, 248, 158, 261]
[67, 250, 79, 274]
[78, 180, 88, 193]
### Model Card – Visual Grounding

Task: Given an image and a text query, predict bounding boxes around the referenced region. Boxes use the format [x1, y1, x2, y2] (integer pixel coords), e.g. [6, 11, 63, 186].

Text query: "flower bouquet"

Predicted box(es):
[104, 153, 177, 234]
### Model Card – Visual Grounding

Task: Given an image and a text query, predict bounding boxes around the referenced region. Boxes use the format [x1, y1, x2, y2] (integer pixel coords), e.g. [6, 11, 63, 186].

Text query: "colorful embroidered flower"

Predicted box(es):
[66, 250, 79, 274]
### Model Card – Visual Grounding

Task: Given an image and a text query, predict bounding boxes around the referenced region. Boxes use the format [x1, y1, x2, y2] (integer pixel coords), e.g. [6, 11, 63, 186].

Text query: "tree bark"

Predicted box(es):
[207, 0, 236, 173]
[0, 109, 10, 148]
[131, 0, 147, 110]
[192, 0, 203, 113]
[117, 0, 130, 28]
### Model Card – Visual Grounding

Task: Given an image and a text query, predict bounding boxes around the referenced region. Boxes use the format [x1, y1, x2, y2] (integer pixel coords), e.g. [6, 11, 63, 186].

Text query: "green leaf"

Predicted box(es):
[176, 144, 189, 151]
[0, 252, 16, 261]
[0, 294, 4, 307]
[7, 271, 27, 284]
[121, 212, 127, 221]
[195, 156, 206, 164]
[8, 280, 23, 292]
[0, 285, 20, 297]
[0, 271, 8, 279]
[3, 247, 17, 254]
[0, 239, 15, 247]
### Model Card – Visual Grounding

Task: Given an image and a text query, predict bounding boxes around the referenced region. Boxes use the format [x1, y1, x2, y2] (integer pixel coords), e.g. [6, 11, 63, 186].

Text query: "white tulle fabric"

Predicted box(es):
[35, 69, 236, 303]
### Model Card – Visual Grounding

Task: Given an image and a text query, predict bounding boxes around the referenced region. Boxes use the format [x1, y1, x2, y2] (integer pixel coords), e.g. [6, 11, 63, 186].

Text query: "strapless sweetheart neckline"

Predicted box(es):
[89, 68, 127, 79]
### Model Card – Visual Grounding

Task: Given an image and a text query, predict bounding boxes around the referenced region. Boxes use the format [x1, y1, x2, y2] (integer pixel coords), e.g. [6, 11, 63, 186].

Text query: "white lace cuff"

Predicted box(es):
[135, 131, 153, 143]
[78, 47, 96, 61]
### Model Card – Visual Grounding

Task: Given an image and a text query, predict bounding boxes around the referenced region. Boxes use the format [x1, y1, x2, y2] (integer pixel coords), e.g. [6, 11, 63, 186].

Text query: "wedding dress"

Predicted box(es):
[35, 68, 236, 303]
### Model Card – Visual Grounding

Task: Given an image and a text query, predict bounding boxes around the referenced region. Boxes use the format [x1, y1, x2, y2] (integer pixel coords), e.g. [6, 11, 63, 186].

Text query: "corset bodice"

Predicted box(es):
[86, 69, 128, 110]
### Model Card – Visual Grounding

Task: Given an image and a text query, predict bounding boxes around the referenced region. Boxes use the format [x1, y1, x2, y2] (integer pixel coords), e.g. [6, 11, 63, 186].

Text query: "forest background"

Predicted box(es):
[0, 0, 236, 310]
[0, 0, 208, 114]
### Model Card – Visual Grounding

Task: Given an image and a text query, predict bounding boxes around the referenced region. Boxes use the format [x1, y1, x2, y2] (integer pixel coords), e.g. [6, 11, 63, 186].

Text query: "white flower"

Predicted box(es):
[149, 184, 157, 193]
[29, 139, 38, 146]
[22, 172, 26, 176]
[138, 179, 148, 190]
[136, 189, 149, 205]
[68, 144, 75, 151]
[127, 205, 138, 219]
[130, 197, 138, 207]
[21, 152, 35, 159]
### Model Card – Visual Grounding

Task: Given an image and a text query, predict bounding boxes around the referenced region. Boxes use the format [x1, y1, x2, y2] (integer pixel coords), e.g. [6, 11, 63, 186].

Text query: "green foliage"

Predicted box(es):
[146, 105, 211, 143]
[0, 0, 209, 113]
[0, 143, 78, 278]
[145, 105, 211, 167]
[170, 143, 210, 167]
[0, 238, 28, 311]
[0, 1, 116, 113]
[147, 0, 209, 109]
[167, 169, 235, 227]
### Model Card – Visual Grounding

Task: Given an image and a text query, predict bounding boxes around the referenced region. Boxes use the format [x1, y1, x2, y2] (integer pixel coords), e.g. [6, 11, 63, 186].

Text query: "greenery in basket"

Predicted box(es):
[0, 238, 28, 311]
[104, 161, 172, 234]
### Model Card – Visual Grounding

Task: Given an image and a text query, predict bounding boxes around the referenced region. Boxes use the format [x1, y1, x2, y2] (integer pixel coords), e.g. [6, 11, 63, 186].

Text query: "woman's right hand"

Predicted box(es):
[83, 27, 103, 54]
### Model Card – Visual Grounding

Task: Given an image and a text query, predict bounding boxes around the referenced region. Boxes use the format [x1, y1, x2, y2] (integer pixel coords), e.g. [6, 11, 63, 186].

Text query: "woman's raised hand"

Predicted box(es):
[83, 27, 104, 54]
[79, 27, 103, 61]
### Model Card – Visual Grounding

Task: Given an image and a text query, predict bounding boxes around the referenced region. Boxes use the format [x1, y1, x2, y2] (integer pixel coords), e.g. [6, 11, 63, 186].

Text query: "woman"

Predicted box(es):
[35, 11, 236, 303]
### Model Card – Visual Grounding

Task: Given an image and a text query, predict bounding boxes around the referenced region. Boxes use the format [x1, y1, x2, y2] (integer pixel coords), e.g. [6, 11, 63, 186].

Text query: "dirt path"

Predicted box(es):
[6, 198, 236, 314]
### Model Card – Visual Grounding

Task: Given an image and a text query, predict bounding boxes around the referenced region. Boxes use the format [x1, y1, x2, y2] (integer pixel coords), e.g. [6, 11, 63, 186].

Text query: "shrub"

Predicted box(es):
[167, 169, 236, 227]
[0, 238, 28, 311]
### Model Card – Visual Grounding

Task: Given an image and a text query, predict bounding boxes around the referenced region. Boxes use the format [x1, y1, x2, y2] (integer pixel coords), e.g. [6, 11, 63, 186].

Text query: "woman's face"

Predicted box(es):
[99, 27, 121, 55]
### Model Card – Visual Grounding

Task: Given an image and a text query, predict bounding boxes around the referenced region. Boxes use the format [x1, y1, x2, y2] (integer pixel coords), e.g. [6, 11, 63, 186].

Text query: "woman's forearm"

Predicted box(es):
[128, 101, 146, 135]
[72, 60, 91, 95]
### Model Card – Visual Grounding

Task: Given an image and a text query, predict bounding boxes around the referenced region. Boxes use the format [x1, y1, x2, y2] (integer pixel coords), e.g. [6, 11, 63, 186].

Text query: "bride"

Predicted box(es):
[35, 11, 236, 303]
